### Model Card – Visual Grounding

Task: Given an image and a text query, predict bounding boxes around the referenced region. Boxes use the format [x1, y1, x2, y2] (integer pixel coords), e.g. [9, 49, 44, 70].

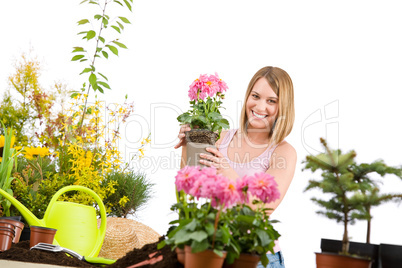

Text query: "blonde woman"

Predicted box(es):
[175, 66, 296, 268]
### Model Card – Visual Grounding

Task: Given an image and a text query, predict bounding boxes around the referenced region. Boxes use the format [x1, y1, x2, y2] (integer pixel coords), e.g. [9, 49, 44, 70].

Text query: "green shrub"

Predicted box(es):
[102, 170, 154, 218]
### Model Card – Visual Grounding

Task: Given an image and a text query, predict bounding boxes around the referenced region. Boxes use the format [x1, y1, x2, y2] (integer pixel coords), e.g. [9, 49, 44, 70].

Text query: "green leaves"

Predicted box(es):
[106, 45, 118, 56]
[119, 16, 131, 24]
[72, 0, 133, 97]
[86, 30, 96, 40]
[77, 19, 89, 25]
[72, 55, 85, 61]
[113, 40, 127, 49]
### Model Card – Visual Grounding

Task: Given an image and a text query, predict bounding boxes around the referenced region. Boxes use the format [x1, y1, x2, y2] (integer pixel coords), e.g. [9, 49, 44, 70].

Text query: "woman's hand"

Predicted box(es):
[174, 124, 191, 149]
[200, 147, 238, 179]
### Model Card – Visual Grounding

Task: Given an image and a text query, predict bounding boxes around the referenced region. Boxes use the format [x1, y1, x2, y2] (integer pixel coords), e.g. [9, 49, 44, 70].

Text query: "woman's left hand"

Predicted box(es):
[199, 147, 230, 171]
[200, 147, 239, 180]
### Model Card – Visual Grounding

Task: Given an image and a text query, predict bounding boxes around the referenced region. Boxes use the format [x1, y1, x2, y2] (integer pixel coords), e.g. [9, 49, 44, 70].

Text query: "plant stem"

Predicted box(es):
[366, 206, 371, 244]
[79, 0, 108, 131]
[211, 204, 223, 249]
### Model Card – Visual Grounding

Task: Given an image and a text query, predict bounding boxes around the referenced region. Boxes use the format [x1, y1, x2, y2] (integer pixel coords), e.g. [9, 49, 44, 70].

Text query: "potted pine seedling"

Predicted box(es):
[342, 161, 402, 268]
[303, 138, 372, 268]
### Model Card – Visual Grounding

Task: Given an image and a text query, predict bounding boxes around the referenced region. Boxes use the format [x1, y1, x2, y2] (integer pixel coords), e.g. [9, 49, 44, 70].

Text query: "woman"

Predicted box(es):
[175, 66, 296, 268]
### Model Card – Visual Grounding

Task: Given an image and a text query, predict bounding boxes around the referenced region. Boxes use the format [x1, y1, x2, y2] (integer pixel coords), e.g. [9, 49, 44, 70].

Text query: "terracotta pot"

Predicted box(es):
[0, 219, 24, 243]
[316, 252, 372, 268]
[175, 247, 185, 265]
[0, 221, 15, 230]
[0, 227, 15, 252]
[223, 253, 261, 268]
[30, 226, 57, 248]
[184, 245, 227, 268]
[321, 239, 379, 268]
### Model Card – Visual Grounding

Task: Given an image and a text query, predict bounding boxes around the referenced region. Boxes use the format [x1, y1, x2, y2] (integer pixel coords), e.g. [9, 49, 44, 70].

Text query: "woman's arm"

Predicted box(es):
[259, 141, 297, 215]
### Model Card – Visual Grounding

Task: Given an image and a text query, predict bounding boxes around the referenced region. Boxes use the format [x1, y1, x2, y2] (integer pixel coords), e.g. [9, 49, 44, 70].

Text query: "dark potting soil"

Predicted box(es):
[186, 129, 217, 145]
[0, 240, 95, 267]
[0, 237, 183, 268]
[109, 236, 183, 268]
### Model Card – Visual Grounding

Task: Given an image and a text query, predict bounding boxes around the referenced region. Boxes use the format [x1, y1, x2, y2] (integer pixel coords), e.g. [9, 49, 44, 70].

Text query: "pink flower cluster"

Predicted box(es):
[188, 73, 228, 101]
[175, 166, 280, 209]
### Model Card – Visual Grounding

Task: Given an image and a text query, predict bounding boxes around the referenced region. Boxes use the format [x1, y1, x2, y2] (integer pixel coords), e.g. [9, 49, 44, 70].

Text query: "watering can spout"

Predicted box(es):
[0, 188, 44, 227]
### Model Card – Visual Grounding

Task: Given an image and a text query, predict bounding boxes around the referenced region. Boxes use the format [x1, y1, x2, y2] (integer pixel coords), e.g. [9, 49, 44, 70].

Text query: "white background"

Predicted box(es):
[1, 1, 402, 267]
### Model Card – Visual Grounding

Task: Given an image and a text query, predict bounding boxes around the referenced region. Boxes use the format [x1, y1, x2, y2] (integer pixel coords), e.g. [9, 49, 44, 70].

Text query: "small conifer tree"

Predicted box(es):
[303, 138, 402, 254]
[303, 138, 360, 254]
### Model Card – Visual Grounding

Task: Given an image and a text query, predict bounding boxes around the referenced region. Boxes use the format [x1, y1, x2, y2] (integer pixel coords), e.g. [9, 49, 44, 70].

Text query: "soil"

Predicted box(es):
[0, 237, 184, 268]
[0, 240, 94, 267]
[186, 129, 217, 145]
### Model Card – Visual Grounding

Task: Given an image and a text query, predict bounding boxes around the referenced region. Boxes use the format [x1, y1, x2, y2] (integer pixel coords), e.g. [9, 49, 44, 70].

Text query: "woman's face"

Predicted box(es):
[245, 77, 279, 132]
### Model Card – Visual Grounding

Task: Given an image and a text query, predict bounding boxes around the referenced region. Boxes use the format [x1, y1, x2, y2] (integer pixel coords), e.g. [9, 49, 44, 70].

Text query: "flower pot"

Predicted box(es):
[0, 219, 24, 243]
[378, 243, 402, 268]
[223, 253, 261, 268]
[184, 245, 227, 268]
[321, 238, 379, 268]
[29, 226, 57, 248]
[20, 226, 30, 241]
[316, 252, 372, 268]
[186, 142, 217, 167]
[176, 247, 185, 265]
[0, 227, 15, 252]
[186, 128, 217, 167]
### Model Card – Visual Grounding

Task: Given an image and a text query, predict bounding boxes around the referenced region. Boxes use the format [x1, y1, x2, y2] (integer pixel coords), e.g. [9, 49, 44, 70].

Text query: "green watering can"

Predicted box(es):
[0, 185, 106, 258]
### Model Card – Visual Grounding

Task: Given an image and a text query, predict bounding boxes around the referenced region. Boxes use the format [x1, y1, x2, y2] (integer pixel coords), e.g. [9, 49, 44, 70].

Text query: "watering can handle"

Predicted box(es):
[44, 185, 107, 257]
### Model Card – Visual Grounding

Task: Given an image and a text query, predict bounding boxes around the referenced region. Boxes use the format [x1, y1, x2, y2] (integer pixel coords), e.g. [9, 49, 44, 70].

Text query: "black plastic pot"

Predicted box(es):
[20, 226, 30, 241]
[0, 216, 22, 221]
[321, 238, 379, 268]
[379, 243, 402, 268]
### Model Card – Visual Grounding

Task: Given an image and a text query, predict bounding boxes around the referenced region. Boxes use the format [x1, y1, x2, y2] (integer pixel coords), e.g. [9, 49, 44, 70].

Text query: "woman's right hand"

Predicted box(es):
[174, 124, 191, 149]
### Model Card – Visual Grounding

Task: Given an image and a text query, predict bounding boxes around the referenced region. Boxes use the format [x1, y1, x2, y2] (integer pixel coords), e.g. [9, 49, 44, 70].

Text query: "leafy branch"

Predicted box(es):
[71, 0, 132, 129]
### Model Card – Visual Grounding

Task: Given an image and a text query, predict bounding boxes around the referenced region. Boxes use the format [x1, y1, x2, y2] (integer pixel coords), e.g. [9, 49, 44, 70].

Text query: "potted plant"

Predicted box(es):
[303, 138, 372, 268]
[224, 173, 281, 268]
[159, 166, 240, 268]
[177, 73, 230, 166]
[317, 159, 402, 268]
[159, 167, 281, 268]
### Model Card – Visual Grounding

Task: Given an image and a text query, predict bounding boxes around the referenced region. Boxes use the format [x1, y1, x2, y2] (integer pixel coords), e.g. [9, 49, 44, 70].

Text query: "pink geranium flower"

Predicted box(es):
[215, 176, 241, 209]
[188, 73, 226, 100]
[236, 175, 251, 203]
[247, 172, 280, 204]
[210, 73, 228, 93]
[175, 165, 200, 193]
[189, 78, 207, 101]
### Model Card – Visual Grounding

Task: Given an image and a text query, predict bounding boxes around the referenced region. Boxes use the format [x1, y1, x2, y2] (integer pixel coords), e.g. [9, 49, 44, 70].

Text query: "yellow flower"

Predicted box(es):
[138, 148, 145, 158]
[0, 135, 16, 162]
[118, 196, 129, 206]
[141, 137, 151, 145]
[23, 146, 50, 160]
[0, 135, 15, 149]
[85, 151, 93, 167]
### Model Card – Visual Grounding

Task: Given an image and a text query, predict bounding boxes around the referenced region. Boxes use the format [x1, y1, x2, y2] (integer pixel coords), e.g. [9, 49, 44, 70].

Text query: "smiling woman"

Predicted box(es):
[176, 66, 297, 268]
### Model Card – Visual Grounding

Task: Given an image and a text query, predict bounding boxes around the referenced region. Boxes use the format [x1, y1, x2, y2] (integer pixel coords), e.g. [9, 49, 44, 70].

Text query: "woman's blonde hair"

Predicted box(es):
[240, 66, 295, 145]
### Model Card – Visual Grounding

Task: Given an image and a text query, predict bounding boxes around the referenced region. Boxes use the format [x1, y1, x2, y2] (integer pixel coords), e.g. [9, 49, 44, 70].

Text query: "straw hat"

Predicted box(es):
[97, 217, 161, 260]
